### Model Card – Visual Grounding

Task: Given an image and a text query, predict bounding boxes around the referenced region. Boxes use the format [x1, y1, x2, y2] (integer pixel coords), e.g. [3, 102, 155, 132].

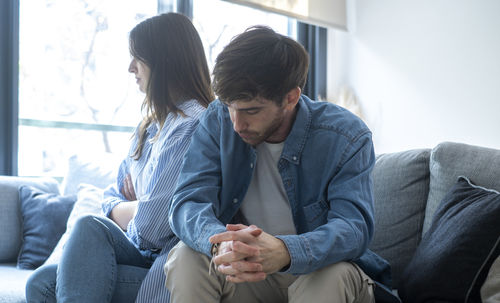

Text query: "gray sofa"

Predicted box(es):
[1, 141, 499, 302]
[0, 176, 61, 303]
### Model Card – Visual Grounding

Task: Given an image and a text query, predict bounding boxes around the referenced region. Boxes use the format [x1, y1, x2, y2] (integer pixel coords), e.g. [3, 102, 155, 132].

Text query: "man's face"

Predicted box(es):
[226, 97, 287, 146]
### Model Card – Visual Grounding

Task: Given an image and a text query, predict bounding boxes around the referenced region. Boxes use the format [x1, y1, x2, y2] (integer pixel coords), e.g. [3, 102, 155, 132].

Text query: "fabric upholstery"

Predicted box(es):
[0, 264, 33, 303]
[399, 176, 500, 303]
[0, 176, 59, 263]
[481, 255, 500, 303]
[370, 149, 430, 289]
[424, 142, 500, 234]
[17, 186, 76, 269]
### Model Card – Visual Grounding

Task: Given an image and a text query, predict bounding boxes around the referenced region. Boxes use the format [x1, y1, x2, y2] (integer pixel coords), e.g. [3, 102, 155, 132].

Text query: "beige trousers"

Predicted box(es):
[164, 242, 375, 303]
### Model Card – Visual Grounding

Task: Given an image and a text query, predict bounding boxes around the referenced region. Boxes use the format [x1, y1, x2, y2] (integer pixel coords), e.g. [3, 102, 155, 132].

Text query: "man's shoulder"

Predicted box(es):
[206, 99, 226, 114]
[304, 96, 371, 142]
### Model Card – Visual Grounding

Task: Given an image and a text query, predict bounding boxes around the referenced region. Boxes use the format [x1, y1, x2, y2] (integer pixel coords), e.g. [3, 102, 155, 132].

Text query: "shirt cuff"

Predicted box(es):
[276, 234, 311, 275]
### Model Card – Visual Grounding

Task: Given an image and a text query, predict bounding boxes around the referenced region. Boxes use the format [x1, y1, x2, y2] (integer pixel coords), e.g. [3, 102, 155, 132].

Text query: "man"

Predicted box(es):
[164, 26, 398, 303]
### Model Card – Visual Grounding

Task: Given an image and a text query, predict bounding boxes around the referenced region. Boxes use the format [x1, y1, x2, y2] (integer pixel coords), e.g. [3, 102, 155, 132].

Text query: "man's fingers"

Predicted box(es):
[213, 249, 247, 265]
[249, 228, 262, 237]
[231, 240, 259, 256]
[217, 261, 262, 276]
[209, 231, 237, 243]
[209, 226, 262, 244]
[226, 224, 248, 231]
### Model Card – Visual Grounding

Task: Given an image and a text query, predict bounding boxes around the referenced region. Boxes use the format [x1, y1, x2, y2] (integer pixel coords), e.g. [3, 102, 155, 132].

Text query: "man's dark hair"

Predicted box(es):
[212, 26, 309, 104]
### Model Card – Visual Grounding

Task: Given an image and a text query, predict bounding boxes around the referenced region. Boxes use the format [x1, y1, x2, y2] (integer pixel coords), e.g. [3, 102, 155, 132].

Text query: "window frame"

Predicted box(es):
[0, 0, 19, 176]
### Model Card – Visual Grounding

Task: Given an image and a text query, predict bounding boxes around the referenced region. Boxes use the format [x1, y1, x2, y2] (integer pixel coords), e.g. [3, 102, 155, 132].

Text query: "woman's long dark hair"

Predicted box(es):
[129, 12, 214, 159]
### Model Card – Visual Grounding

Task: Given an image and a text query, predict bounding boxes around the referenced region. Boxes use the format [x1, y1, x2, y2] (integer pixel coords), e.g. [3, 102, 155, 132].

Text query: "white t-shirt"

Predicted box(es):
[240, 141, 296, 236]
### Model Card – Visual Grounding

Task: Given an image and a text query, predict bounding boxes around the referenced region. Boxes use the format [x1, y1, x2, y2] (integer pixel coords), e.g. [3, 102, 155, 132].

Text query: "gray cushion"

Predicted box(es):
[0, 176, 59, 263]
[370, 149, 430, 289]
[17, 186, 76, 269]
[424, 142, 500, 234]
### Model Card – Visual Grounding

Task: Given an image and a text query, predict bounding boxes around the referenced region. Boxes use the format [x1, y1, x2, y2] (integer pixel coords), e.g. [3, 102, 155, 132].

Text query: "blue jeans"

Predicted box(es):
[26, 215, 154, 303]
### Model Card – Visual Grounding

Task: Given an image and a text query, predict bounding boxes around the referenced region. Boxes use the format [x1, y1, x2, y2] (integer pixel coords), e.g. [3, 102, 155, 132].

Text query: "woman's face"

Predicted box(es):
[128, 57, 150, 93]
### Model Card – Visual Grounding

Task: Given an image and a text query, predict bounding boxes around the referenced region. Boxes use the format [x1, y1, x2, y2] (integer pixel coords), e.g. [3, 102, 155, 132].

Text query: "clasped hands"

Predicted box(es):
[209, 224, 291, 283]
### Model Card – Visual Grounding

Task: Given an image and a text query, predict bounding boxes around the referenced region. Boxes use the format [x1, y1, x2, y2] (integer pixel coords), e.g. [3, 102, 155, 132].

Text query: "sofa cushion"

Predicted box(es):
[17, 186, 76, 269]
[424, 141, 500, 234]
[0, 264, 33, 303]
[399, 176, 500, 303]
[370, 148, 430, 289]
[0, 176, 60, 263]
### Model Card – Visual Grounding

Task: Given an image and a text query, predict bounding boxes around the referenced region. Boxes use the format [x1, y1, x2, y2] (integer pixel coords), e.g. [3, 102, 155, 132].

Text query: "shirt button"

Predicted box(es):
[233, 198, 238, 203]
[250, 163, 254, 168]
[293, 156, 297, 161]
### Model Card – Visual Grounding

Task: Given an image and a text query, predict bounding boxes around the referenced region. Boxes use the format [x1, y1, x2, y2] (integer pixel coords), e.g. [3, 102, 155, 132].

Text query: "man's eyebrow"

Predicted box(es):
[236, 106, 263, 112]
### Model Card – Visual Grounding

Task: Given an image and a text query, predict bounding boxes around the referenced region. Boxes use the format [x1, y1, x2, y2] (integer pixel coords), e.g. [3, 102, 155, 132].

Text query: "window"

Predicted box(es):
[18, 0, 158, 177]
[16, 0, 299, 177]
[192, 0, 296, 70]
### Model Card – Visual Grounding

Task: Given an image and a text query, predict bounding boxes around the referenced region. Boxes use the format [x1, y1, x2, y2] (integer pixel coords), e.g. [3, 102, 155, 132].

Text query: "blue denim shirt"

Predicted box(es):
[169, 95, 394, 293]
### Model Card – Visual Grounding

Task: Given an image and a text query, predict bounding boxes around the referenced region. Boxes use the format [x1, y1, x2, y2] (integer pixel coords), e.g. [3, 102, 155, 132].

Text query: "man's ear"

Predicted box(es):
[284, 87, 301, 110]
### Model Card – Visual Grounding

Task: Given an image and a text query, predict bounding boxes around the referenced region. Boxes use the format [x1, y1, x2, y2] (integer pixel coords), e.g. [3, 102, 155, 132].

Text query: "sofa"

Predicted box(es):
[1, 141, 499, 302]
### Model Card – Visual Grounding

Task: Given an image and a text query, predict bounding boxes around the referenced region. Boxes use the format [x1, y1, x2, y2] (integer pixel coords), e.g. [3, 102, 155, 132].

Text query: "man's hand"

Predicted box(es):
[209, 224, 291, 283]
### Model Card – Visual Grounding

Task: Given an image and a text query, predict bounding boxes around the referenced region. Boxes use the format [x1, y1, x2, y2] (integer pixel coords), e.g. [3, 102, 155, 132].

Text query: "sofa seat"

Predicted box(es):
[0, 264, 32, 303]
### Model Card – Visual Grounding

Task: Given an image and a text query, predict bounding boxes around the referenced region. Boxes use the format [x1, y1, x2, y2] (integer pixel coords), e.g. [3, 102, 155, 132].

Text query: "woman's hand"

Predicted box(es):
[121, 174, 137, 201]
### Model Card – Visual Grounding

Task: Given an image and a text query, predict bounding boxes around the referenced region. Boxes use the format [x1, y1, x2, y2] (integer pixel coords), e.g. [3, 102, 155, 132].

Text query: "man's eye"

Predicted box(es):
[245, 110, 259, 115]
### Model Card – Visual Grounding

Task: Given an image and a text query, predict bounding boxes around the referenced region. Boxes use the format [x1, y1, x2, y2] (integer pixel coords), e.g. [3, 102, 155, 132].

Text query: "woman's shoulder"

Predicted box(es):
[178, 99, 207, 120]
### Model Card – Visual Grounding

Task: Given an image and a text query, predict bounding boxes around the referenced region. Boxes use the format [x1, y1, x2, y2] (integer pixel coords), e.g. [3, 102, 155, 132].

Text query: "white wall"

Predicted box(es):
[327, 0, 500, 154]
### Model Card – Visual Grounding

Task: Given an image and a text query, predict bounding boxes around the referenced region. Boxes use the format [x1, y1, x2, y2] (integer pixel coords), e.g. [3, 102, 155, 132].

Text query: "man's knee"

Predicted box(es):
[164, 242, 209, 288]
[289, 262, 374, 303]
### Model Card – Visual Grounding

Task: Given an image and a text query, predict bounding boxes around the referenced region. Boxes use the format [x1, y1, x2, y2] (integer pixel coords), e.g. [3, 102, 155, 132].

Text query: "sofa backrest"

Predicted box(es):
[370, 148, 431, 289]
[0, 176, 60, 263]
[423, 141, 500, 234]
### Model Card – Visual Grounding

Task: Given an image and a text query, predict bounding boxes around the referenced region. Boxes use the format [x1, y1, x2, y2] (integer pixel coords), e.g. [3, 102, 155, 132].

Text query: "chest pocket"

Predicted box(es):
[303, 199, 329, 230]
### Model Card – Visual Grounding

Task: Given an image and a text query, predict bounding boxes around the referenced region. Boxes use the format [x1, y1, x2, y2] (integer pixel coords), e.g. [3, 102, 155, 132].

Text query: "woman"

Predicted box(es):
[26, 12, 213, 302]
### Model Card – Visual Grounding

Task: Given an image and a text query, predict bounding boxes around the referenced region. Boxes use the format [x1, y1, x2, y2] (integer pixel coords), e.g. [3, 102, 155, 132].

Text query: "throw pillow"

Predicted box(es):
[17, 186, 76, 269]
[44, 183, 104, 265]
[399, 176, 500, 303]
[61, 153, 121, 196]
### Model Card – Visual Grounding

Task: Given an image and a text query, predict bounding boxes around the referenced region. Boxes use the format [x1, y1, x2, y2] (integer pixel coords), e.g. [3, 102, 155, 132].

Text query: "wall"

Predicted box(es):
[327, 0, 500, 153]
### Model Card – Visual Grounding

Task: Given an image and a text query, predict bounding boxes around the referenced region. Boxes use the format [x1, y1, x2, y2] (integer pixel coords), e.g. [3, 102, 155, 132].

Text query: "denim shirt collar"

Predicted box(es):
[281, 95, 312, 165]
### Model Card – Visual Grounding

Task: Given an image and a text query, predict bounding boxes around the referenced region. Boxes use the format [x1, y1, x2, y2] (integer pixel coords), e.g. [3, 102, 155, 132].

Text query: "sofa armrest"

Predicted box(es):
[0, 176, 59, 263]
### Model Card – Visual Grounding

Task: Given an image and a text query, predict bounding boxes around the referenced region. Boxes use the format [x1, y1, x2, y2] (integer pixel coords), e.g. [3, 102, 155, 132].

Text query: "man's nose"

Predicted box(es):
[232, 112, 246, 133]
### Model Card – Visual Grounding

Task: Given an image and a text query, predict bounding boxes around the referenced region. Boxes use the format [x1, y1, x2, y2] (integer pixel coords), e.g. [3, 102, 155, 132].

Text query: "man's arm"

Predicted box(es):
[276, 132, 376, 275]
[168, 104, 228, 256]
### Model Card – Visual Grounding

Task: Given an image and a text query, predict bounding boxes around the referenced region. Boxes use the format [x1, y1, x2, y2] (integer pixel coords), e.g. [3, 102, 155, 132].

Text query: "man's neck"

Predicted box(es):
[265, 106, 298, 144]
